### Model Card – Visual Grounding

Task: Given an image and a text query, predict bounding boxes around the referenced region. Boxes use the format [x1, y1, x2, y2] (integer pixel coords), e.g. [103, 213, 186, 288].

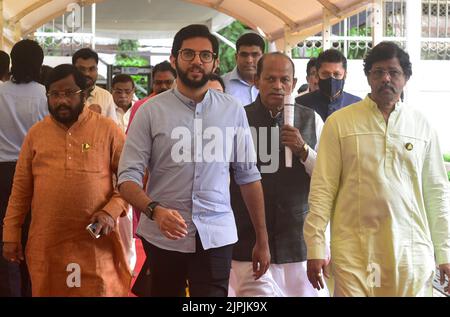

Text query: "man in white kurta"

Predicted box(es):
[304, 41, 450, 297]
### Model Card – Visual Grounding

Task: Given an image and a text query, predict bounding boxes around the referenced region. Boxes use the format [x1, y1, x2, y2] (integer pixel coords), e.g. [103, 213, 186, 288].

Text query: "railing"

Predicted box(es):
[293, 0, 450, 60]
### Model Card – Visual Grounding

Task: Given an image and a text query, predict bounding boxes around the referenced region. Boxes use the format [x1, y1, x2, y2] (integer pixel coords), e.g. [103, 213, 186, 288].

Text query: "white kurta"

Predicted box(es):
[304, 95, 450, 296]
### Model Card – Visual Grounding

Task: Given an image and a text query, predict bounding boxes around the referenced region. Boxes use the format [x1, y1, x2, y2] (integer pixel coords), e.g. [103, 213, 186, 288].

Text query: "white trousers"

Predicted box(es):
[117, 205, 137, 272]
[229, 260, 330, 297]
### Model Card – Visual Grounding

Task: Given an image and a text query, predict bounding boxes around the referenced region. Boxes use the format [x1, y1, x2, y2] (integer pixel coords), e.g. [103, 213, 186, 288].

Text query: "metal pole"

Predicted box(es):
[91, 3, 96, 49]
[405, 0, 422, 105]
[322, 8, 332, 50]
[372, 0, 383, 45]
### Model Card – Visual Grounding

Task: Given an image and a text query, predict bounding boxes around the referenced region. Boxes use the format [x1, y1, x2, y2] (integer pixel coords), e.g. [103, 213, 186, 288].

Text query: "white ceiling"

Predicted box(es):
[1, 0, 372, 48]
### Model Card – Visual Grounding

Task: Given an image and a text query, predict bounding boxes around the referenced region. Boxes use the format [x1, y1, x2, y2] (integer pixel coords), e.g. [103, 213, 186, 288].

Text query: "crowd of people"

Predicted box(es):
[0, 23, 449, 297]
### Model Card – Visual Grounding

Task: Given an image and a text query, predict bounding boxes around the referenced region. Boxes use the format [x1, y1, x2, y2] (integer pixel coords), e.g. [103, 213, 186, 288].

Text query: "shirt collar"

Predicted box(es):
[365, 94, 402, 112]
[88, 85, 98, 99]
[229, 67, 252, 87]
[172, 87, 211, 109]
[254, 95, 284, 124]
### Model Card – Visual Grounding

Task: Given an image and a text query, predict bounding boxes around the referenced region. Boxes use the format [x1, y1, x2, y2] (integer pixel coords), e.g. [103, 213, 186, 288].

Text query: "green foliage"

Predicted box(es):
[444, 153, 450, 162]
[118, 39, 139, 52]
[217, 21, 249, 75]
[115, 40, 149, 99]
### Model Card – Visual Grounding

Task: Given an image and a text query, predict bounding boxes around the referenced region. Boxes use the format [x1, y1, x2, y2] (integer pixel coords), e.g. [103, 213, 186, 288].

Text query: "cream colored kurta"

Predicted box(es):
[304, 95, 450, 296]
[3, 108, 131, 296]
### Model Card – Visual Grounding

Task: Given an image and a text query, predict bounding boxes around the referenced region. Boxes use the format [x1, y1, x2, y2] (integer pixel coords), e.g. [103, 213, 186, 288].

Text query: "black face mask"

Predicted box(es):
[319, 77, 345, 100]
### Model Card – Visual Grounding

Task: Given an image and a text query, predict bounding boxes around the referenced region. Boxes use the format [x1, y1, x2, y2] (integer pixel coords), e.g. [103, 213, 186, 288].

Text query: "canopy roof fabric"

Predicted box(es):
[1, 0, 372, 49]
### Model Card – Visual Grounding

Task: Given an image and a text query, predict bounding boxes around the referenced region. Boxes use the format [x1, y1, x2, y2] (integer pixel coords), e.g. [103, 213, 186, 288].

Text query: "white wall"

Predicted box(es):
[293, 59, 450, 154]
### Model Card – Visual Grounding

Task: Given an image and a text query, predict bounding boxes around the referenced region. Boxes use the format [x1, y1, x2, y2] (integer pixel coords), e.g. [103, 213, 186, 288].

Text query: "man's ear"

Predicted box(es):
[292, 78, 298, 93]
[170, 55, 176, 69]
[213, 58, 220, 73]
[254, 75, 260, 90]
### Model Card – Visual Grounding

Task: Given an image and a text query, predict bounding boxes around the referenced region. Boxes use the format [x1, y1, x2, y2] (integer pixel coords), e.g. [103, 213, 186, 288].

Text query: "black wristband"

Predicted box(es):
[145, 201, 160, 220]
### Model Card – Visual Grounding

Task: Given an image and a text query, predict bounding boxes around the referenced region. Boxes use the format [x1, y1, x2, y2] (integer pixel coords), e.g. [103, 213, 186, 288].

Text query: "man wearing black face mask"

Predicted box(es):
[296, 49, 361, 122]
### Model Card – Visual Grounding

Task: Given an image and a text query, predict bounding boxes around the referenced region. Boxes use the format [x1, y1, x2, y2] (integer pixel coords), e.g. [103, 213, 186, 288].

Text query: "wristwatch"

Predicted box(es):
[300, 142, 309, 162]
[145, 201, 160, 220]
[302, 142, 309, 153]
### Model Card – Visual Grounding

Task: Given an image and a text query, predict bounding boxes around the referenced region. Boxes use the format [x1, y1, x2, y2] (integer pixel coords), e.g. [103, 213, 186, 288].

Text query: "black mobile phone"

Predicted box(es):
[86, 222, 101, 239]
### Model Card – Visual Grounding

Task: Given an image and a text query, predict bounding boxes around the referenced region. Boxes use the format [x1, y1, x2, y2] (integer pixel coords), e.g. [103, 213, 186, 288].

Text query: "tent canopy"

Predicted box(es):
[1, 0, 372, 49]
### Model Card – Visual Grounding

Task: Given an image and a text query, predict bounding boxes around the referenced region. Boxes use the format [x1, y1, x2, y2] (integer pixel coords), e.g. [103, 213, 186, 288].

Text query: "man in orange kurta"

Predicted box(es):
[2, 64, 131, 296]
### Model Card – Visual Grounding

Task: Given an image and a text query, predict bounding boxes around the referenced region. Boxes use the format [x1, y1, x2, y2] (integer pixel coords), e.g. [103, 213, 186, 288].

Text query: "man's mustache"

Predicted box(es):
[55, 105, 71, 111]
[188, 66, 205, 73]
[378, 84, 396, 93]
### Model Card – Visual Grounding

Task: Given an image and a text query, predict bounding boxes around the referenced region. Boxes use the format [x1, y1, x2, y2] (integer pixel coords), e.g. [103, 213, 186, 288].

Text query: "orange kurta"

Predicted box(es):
[3, 108, 131, 296]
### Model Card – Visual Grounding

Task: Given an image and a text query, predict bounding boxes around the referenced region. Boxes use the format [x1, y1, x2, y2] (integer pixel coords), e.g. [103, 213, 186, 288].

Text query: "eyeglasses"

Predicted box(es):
[178, 49, 216, 63]
[369, 69, 404, 80]
[153, 79, 174, 86]
[47, 89, 83, 99]
[112, 89, 134, 95]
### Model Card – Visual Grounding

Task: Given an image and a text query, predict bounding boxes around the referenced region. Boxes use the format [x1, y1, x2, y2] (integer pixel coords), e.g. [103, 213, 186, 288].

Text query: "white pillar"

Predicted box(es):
[268, 41, 277, 53]
[404, 0, 422, 105]
[91, 3, 96, 50]
[372, 0, 383, 45]
[284, 26, 293, 57]
[322, 8, 332, 50]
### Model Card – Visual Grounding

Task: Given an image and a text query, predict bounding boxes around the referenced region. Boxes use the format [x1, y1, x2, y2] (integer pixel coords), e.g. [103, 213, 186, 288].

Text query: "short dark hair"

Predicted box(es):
[171, 24, 219, 58]
[112, 74, 135, 88]
[297, 83, 309, 94]
[363, 41, 412, 79]
[39, 65, 54, 86]
[236, 32, 265, 53]
[72, 48, 99, 65]
[152, 61, 176, 79]
[256, 52, 295, 78]
[316, 49, 347, 71]
[10, 39, 44, 84]
[0, 50, 10, 78]
[306, 57, 317, 76]
[45, 64, 88, 91]
[207, 73, 225, 91]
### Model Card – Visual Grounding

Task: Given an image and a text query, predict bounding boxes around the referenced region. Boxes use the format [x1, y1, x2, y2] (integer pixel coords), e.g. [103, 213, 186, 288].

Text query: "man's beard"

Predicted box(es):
[48, 100, 85, 125]
[175, 60, 210, 88]
[85, 76, 95, 88]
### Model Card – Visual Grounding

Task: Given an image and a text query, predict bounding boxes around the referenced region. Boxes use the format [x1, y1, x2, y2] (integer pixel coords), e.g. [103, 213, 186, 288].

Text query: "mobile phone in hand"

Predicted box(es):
[86, 222, 101, 239]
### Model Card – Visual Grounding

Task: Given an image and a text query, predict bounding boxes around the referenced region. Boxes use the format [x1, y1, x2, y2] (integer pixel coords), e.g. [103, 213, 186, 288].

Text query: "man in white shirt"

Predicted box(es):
[72, 48, 118, 122]
[111, 74, 137, 273]
[112, 74, 135, 133]
[0, 39, 47, 297]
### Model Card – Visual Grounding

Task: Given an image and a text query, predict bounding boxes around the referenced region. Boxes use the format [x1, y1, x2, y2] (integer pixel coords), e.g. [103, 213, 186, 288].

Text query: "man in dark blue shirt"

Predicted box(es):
[296, 49, 361, 122]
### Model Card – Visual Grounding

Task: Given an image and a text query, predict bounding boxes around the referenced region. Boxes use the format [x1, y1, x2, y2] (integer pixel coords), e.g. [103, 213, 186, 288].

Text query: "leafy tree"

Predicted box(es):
[115, 39, 150, 98]
[217, 21, 249, 74]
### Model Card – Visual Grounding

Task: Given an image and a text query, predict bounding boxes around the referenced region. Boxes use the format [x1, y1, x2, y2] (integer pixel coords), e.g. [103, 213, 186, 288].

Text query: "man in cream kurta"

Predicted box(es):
[304, 42, 450, 297]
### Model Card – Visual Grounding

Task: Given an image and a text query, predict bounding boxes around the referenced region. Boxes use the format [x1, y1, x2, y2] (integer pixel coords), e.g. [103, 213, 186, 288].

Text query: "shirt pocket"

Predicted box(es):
[79, 144, 104, 173]
[392, 134, 426, 179]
